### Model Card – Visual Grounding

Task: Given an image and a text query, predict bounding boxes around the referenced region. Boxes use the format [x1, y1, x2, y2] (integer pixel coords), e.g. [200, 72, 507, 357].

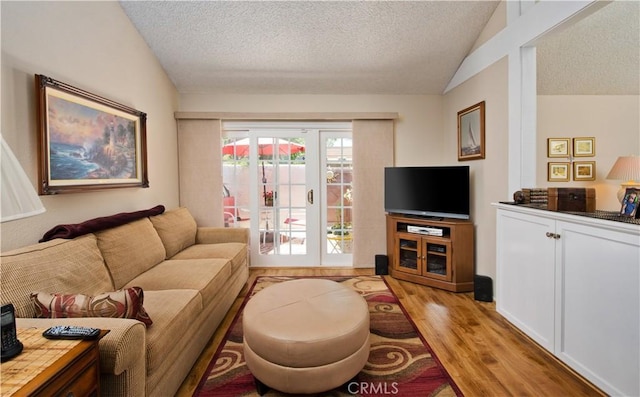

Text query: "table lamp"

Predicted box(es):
[1, 135, 46, 222]
[606, 155, 640, 203]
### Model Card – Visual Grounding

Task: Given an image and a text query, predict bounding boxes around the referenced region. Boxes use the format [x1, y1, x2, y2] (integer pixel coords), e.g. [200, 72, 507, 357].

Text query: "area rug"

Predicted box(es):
[193, 275, 462, 396]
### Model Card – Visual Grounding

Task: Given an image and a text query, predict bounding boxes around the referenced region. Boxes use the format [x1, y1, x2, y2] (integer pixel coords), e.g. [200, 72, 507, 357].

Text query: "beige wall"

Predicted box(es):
[179, 94, 443, 166]
[1, 2, 180, 251]
[442, 57, 509, 284]
[537, 95, 640, 211]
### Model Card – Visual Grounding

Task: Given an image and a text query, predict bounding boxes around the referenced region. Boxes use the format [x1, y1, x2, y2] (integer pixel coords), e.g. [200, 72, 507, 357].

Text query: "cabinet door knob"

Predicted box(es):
[546, 232, 561, 239]
[546, 232, 554, 238]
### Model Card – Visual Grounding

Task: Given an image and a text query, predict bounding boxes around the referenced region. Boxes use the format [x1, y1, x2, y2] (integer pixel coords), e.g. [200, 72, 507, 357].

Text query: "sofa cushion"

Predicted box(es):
[95, 218, 166, 289]
[31, 287, 153, 326]
[141, 289, 202, 375]
[171, 242, 247, 273]
[0, 235, 114, 318]
[150, 207, 197, 258]
[124, 259, 231, 307]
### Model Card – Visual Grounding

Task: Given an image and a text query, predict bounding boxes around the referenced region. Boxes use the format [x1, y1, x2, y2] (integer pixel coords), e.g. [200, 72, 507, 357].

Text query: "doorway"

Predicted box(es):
[222, 122, 353, 267]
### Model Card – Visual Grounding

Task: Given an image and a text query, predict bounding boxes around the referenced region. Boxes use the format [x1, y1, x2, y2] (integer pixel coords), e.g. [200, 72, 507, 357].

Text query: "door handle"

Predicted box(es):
[307, 189, 314, 204]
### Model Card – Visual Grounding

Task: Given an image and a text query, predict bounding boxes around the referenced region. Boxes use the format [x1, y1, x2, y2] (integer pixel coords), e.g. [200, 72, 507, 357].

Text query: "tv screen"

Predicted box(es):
[384, 166, 470, 220]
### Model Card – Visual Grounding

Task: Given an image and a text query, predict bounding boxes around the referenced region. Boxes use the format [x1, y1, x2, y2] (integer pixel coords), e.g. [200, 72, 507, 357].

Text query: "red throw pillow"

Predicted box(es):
[31, 287, 153, 326]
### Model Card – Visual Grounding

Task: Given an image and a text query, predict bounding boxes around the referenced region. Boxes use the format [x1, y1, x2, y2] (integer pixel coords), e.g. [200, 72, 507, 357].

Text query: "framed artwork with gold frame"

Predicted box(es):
[548, 162, 570, 182]
[573, 161, 596, 181]
[573, 137, 595, 157]
[36, 74, 148, 194]
[547, 138, 570, 158]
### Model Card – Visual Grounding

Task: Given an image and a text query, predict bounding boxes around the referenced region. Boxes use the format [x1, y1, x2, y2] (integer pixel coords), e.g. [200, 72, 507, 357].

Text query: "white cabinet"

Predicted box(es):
[495, 204, 640, 397]
[496, 210, 556, 351]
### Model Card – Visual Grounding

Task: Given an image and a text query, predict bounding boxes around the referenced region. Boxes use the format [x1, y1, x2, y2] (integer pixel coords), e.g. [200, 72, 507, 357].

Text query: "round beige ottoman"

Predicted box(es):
[243, 278, 370, 395]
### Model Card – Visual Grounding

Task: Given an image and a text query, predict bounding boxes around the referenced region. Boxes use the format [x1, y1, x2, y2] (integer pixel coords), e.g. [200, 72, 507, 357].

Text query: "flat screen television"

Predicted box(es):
[384, 166, 470, 220]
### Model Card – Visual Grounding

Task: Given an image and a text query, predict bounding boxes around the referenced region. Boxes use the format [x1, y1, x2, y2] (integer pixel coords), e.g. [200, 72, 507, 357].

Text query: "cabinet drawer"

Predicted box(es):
[36, 344, 99, 396]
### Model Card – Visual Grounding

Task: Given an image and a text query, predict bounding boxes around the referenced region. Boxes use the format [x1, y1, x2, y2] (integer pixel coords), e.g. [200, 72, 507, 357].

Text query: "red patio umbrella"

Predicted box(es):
[222, 137, 305, 157]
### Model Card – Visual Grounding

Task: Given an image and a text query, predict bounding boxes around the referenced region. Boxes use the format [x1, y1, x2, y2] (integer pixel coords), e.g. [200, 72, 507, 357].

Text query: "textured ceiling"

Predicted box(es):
[120, 1, 499, 94]
[536, 0, 639, 95]
[120, 1, 638, 96]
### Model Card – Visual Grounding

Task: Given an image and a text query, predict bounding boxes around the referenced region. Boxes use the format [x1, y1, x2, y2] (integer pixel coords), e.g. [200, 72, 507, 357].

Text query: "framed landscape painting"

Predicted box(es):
[36, 75, 148, 194]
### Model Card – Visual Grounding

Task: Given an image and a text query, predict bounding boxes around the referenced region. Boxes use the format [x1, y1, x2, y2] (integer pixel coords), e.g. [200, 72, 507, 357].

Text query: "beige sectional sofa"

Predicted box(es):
[0, 207, 249, 396]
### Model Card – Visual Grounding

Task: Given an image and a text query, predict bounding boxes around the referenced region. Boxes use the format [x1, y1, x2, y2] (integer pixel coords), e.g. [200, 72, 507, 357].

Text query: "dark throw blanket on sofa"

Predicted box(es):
[40, 205, 165, 242]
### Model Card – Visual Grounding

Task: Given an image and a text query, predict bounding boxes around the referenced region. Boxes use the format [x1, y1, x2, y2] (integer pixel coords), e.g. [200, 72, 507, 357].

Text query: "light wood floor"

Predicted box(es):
[176, 268, 605, 396]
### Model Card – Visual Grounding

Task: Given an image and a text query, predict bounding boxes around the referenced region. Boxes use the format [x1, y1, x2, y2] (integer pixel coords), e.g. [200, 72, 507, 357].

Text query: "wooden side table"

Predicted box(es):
[1, 328, 108, 397]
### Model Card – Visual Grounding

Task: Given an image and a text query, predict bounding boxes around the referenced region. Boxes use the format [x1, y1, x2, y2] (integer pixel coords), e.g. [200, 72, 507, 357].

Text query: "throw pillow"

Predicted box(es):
[31, 287, 153, 326]
[150, 207, 197, 258]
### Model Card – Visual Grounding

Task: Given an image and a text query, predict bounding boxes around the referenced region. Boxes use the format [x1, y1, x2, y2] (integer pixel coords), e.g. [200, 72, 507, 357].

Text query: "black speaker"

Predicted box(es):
[375, 255, 389, 275]
[474, 275, 493, 302]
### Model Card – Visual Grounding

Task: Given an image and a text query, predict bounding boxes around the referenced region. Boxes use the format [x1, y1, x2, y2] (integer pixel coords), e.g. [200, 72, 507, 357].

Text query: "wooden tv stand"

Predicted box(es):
[386, 214, 474, 292]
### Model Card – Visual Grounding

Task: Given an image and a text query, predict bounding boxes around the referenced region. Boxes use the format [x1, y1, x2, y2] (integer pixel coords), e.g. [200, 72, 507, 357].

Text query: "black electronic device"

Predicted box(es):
[375, 254, 389, 275]
[43, 325, 101, 340]
[384, 166, 470, 220]
[1, 303, 23, 362]
[474, 275, 493, 302]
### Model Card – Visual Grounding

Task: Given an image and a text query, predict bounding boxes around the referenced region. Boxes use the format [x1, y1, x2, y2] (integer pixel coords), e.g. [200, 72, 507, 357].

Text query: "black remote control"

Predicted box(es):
[43, 325, 100, 340]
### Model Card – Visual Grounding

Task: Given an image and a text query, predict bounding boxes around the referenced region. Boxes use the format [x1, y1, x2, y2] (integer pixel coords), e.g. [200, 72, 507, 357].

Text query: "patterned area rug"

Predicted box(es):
[193, 275, 462, 396]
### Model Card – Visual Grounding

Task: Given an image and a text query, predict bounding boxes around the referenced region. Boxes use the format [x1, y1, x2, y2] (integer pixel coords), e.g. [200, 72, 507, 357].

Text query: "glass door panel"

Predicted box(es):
[256, 137, 311, 263]
[223, 122, 351, 267]
[322, 135, 353, 265]
[423, 240, 452, 281]
[396, 234, 421, 275]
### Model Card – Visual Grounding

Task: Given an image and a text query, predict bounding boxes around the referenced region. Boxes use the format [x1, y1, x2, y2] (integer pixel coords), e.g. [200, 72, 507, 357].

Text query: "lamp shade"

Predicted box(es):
[1, 135, 46, 222]
[606, 156, 640, 182]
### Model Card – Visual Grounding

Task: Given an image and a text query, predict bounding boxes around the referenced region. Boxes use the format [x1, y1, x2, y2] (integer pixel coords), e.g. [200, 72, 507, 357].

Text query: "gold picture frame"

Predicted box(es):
[573, 137, 595, 157]
[457, 101, 485, 161]
[548, 162, 570, 182]
[547, 138, 571, 158]
[573, 161, 596, 181]
[36, 74, 148, 194]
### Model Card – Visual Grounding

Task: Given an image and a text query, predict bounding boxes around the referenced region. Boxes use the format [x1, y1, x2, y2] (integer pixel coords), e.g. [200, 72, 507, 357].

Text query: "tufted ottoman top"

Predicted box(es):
[243, 278, 370, 368]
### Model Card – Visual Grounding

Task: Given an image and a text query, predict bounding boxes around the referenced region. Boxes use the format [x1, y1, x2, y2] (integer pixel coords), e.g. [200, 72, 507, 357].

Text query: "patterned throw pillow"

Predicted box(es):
[31, 287, 153, 326]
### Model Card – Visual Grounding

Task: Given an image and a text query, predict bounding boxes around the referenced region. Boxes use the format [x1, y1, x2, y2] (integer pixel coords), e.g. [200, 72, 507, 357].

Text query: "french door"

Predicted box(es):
[222, 122, 352, 267]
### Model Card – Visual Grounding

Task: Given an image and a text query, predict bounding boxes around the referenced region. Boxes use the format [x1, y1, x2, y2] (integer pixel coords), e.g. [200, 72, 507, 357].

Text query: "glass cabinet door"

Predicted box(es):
[396, 234, 421, 275]
[423, 240, 452, 281]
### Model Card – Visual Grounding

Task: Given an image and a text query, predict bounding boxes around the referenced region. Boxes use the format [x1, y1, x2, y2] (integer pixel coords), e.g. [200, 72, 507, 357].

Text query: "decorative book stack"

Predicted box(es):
[522, 188, 548, 206]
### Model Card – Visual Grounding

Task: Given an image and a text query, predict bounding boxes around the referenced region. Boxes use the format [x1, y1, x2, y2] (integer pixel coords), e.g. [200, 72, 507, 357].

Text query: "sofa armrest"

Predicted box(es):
[196, 227, 249, 244]
[16, 317, 146, 376]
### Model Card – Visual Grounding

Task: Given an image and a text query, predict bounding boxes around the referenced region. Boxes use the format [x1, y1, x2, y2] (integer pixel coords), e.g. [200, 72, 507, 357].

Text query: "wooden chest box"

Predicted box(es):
[547, 188, 596, 212]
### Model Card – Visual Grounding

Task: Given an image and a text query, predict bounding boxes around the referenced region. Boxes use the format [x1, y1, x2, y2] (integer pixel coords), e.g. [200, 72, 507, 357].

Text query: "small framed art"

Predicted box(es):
[573, 137, 595, 157]
[457, 101, 485, 161]
[548, 162, 570, 182]
[573, 161, 596, 181]
[620, 188, 639, 218]
[547, 138, 570, 158]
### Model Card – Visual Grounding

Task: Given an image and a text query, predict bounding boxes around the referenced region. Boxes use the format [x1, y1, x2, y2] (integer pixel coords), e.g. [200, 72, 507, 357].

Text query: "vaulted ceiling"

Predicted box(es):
[120, 1, 638, 96]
